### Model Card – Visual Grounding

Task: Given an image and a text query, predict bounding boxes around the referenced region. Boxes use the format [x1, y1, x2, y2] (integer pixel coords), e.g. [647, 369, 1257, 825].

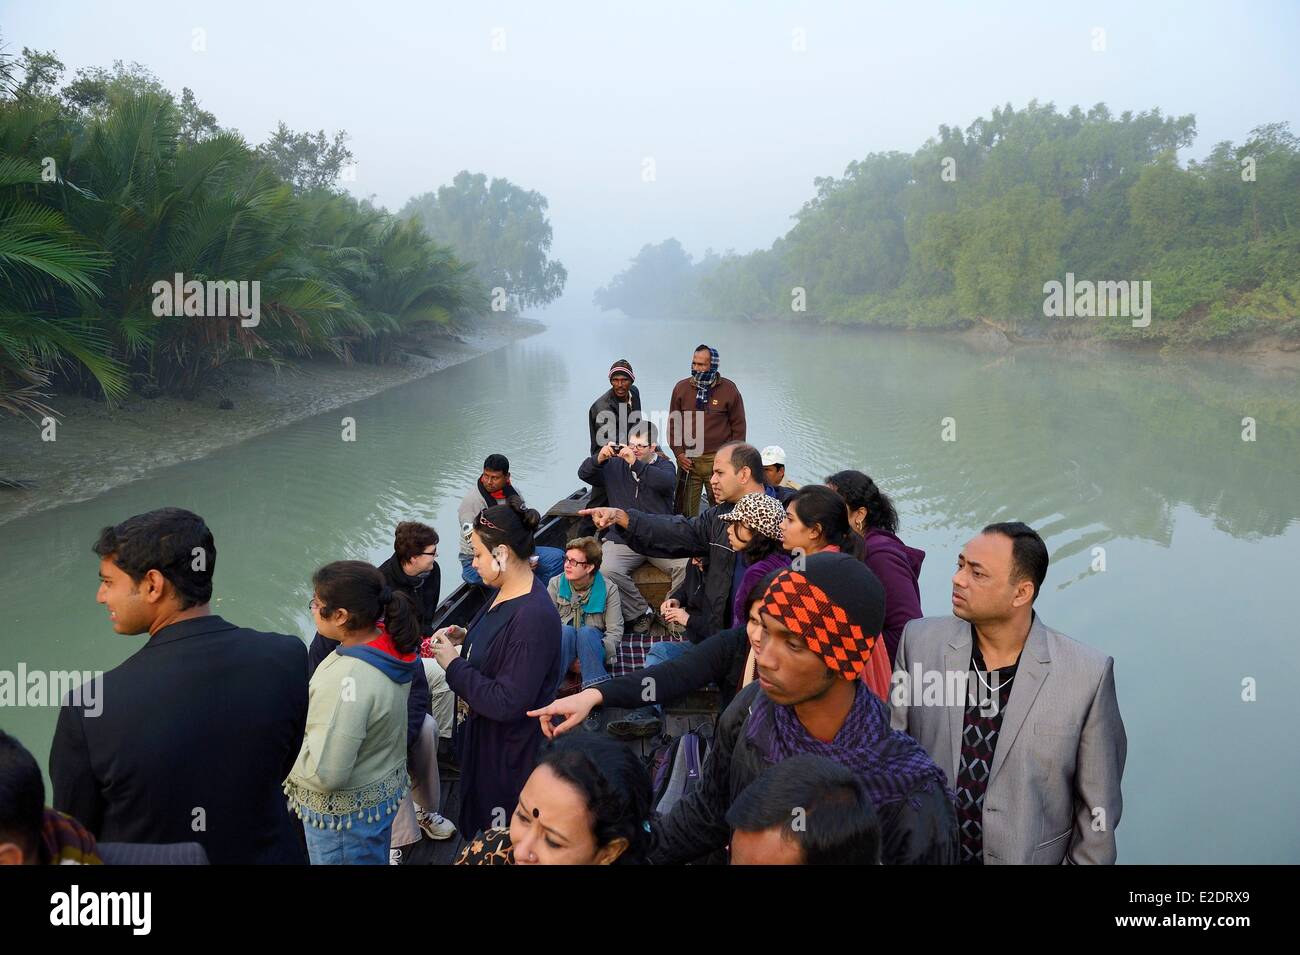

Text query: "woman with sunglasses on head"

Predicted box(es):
[426, 497, 562, 836]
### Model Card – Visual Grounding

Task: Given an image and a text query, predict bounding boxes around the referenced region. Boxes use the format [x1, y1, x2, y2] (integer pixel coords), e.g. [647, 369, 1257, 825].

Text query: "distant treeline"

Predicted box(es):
[596, 102, 1300, 344]
[0, 42, 565, 418]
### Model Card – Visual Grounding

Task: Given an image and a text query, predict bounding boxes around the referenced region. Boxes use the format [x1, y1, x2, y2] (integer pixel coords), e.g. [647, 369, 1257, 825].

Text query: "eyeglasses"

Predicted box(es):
[627, 443, 650, 452]
[563, 557, 591, 567]
[421, 548, 437, 557]
[478, 512, 502, 531]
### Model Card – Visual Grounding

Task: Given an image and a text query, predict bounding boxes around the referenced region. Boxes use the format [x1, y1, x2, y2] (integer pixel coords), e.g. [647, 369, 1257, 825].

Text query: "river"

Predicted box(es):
[1, 315, 1297, 863]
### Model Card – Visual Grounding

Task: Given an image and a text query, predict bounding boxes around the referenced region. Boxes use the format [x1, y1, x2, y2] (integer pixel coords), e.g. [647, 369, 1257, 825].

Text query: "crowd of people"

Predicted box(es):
[0, 343, 1127, 866]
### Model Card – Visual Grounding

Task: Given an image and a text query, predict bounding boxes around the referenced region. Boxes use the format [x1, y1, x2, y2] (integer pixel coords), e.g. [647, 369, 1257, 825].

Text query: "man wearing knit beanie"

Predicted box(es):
[588, 359, 642, 455]
[582, 359, 644, 536]
[647, 551, 959, 865]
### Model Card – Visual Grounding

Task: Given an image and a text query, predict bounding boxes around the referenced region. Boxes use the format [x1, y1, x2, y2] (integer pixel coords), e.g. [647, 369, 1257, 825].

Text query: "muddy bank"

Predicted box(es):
[0, 317, 544, 527]
[950, 322, 1300, 374]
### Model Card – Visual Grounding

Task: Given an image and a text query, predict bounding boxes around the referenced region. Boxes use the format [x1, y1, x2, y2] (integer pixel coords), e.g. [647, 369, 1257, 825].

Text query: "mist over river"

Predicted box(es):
[2, 315, 1297, 863]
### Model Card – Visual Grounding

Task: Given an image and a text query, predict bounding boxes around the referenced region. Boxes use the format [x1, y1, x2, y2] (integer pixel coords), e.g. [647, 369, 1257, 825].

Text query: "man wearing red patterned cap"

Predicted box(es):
[647, 551, 958, 865]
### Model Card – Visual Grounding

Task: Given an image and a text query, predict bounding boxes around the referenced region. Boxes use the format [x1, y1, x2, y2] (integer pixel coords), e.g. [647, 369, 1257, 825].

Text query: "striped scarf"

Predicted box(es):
[746, 682, 954, 810]
[692, 347, 720, 409]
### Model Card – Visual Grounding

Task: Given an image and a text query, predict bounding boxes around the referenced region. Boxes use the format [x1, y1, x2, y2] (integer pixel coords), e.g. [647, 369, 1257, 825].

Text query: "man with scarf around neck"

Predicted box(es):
[457, 453, 564, 585]
[548, 535, 622, 690]
[648, 551, 959, 865]
[667, 345, 746, 517]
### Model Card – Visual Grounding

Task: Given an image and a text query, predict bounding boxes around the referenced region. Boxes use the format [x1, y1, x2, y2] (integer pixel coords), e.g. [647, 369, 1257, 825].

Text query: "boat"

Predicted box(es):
[427, 486, 721, 746]
[407, 487, 720, 862]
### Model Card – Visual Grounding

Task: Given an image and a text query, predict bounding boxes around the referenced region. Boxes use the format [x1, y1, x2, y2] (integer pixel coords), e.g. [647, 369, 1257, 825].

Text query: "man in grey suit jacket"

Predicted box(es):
[890, 522, 1126, 864]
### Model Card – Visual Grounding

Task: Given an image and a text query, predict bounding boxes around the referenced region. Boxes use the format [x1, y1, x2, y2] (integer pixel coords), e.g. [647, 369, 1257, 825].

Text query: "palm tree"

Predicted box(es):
[0, 118, 125, 419]
[63, 92, 359, 396]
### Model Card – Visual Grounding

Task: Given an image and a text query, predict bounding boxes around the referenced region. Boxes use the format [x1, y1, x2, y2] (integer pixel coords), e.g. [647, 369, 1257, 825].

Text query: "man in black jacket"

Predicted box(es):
[581, 441, 768, 638]
[580, 359, 643, 537]
[50, 508, 308, 865]
[588, 358, 642, 455]
[578, 419, 686, 631]
[647, 552, 959, 865]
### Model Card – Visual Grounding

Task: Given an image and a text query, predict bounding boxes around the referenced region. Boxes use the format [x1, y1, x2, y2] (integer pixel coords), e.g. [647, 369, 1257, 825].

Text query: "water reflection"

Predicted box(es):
[0, 317, 1296, 862]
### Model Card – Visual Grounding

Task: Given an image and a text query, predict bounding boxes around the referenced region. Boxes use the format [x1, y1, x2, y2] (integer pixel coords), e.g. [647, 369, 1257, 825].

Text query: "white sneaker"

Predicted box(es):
[389, 847, 402, 865]
[416, 809, 457, 841]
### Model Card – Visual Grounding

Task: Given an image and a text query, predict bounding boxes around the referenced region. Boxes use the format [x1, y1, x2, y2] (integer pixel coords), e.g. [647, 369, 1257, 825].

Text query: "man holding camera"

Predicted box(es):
[578, 420, 685, 633]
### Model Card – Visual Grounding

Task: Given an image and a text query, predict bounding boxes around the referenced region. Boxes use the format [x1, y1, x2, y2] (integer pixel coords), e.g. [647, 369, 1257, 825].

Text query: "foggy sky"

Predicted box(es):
[4, 0, 1297, 319]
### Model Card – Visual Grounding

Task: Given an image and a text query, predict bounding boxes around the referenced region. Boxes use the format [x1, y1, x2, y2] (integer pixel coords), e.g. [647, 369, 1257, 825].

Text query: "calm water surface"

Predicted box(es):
[2, 316, 1297, 863]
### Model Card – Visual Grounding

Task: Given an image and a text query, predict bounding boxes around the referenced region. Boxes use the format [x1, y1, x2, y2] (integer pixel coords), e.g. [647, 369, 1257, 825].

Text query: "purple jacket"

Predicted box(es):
[733, 551, 792, 630]
[863, 528, 925, 664]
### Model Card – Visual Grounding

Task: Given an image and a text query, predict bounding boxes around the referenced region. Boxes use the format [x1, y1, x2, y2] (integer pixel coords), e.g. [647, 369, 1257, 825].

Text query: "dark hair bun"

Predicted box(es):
[506, 495, 542, 532]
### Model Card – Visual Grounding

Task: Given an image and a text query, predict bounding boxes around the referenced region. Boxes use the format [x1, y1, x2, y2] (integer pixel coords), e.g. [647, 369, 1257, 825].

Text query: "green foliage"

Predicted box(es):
[599, 101, 1299, 343]
[402, 171, 567, 312]
[0, 37, 488, 414]
[256, 123, 353, 194]
[594, 239, 716, 318]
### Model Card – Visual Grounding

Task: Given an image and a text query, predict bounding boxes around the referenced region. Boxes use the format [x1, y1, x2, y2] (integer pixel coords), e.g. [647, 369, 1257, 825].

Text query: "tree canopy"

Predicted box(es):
[598, 101, 1300, 343]
[401, 172, 567, 312]
[0, 36, 509, 416]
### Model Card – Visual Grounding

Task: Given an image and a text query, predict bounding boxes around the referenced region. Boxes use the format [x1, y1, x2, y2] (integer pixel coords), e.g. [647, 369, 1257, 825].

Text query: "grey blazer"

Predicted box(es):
[890, 614, 1126, 864]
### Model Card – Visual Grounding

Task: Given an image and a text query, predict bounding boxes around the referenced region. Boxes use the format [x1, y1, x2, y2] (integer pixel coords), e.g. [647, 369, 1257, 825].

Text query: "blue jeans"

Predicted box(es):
[533, 546, 564, 583]
[301, 807, 393, 865]
[460, 553, 483, 585]
[644, 640, 692, 715]
[560, 625, 610, 690]
[461, 547, 566, 586]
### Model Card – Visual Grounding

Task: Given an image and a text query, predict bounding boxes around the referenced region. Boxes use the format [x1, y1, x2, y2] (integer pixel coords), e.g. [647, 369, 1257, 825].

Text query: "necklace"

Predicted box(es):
[973, 665, 1015, 693]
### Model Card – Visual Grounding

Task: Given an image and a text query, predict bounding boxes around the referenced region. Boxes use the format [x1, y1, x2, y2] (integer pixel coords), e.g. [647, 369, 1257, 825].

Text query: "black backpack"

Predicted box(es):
[649, 722, 714, 816]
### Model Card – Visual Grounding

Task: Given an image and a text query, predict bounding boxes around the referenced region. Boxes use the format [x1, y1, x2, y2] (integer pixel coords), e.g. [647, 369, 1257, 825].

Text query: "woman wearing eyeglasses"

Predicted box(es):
[426, 497, 563, 837]
[548, 536, 623, 692]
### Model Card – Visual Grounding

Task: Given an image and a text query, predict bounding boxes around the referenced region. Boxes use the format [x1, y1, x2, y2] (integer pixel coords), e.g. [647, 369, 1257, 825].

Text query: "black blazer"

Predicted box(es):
[50, 615, 309, 865]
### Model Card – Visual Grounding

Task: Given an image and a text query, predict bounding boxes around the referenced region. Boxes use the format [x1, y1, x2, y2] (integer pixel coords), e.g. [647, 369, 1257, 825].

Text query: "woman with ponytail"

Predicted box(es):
[779, 484, 866, 561]
[825, 470, 924, 665]
[285, 561, 422, 864]
[427, 496, 563, 836]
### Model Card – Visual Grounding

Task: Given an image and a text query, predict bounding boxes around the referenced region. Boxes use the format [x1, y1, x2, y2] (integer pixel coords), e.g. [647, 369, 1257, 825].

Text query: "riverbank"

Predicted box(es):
[948, 321, 1300, 375]
[677, 314, 1300, 375]
[0, 316, 545, 527]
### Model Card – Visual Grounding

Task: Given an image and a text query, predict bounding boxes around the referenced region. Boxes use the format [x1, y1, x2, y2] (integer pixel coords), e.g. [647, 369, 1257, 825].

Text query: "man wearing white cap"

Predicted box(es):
[761, 445, 800, 504]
